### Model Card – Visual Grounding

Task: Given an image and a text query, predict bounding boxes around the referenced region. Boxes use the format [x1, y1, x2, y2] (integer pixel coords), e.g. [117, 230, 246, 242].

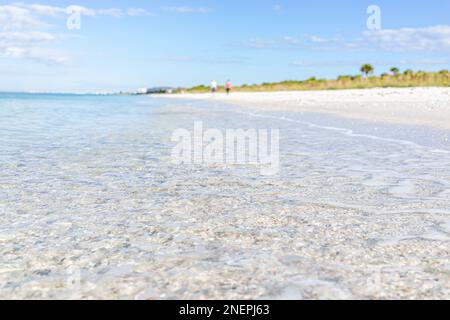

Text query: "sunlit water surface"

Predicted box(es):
[0, 93, 449, 299]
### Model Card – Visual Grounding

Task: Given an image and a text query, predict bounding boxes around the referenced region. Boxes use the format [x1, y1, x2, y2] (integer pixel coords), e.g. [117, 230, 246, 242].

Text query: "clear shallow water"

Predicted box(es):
[0, 93, 449, 299]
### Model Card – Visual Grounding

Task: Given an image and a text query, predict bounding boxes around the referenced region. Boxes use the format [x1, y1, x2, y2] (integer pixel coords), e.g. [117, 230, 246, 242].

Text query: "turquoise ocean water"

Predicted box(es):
[0, 92, 449, 299]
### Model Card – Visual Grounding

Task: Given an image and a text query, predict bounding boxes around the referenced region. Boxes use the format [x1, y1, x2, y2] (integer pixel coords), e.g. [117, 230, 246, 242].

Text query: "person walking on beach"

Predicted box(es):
[225, 80, 232, 95]
[211, 80, 218, 93]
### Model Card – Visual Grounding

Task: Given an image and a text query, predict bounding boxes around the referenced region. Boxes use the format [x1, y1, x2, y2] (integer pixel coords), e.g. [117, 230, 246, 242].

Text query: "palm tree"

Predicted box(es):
[360, 64, 374, 77]
[390, 67, 400, 76]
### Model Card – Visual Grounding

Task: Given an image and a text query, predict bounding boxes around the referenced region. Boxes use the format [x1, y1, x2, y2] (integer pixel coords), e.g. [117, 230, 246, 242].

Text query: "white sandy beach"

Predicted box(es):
[165, 87, 450, 130]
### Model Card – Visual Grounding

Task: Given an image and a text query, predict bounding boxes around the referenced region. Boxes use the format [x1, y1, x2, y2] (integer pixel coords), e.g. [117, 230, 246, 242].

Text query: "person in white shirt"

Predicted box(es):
[211, 80, 218, 93]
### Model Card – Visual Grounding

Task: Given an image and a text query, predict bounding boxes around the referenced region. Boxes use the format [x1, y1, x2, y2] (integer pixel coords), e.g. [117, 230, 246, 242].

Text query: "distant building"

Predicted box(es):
[136, 87, 174, 95]
[137, 88, 149, 95]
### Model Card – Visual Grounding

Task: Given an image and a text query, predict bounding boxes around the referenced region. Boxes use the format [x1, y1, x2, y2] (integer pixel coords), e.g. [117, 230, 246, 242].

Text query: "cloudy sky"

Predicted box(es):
[1, 0, 450, 92]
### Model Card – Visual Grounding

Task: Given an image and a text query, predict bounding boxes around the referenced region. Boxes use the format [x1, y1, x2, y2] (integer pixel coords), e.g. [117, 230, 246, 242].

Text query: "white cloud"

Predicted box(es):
[0, 3, 128, 31]
[282, 34, 344, 48]
[4, 3, 148, 23]
[63, 5, 121, 17]
[2, 46, 69, 64]
[283, 36, 301, 45]
[0, 4, 70, 64]
[273, 5, 282, 12]
[363, 25, 450, 52]
[164, 6, 212, 14]
[127, 8, 153, 17]
[0, 4, 49, 30]
[0, 31, 57, 43]
[243, 39, 273, 49]
[97, 8, 123, 18]
[0, 31, 69, 65]
[65, 5, 98, 17]
[0, 3, 152, 65]
[310, 36, 327, 43]
[24, 4, 66, 17]
[283, 25, 450, 53]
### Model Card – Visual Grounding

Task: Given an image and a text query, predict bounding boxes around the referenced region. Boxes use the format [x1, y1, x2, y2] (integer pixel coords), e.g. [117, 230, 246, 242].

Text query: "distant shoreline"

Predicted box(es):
[163, 87, 450, 130]
[176, 68, 450, 94]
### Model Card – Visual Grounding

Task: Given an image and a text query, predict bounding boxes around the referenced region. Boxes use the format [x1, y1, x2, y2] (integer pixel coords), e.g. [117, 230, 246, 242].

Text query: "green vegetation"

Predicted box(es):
[360, 64, 374, 77]
[390, 67, 400, 76]
[178, 66, 450, 94]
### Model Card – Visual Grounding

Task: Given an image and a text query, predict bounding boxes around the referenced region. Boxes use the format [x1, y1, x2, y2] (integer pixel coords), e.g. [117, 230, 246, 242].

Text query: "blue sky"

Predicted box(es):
[1, 0, 450, 92]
